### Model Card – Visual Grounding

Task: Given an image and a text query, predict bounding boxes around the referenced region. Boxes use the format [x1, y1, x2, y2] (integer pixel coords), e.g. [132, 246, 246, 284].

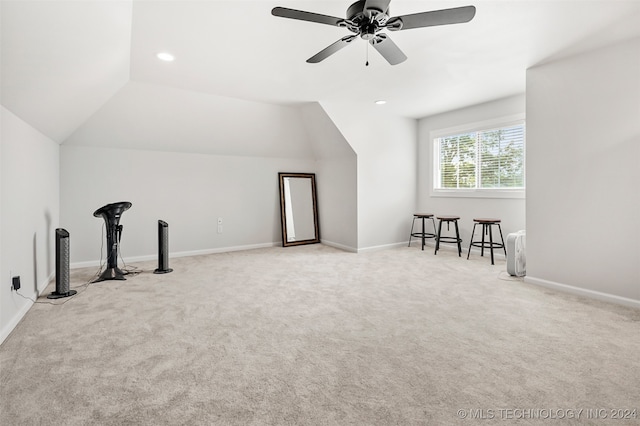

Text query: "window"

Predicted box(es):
[433, 118, 525, 197]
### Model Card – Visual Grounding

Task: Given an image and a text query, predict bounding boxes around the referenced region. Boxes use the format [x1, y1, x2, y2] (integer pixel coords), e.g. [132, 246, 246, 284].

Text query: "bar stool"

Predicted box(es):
[408, 213, 437, 251]
[467, 218, 506, 265]
[434, 215, 462, 256]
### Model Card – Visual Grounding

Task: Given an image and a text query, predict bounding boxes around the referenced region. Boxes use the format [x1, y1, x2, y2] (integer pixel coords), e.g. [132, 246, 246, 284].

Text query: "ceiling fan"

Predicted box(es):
[272, 0, 476, 65]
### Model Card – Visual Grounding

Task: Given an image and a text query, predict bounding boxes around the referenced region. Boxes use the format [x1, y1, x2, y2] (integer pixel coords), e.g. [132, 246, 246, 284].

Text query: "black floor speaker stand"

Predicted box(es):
[92, 201, 132, 283]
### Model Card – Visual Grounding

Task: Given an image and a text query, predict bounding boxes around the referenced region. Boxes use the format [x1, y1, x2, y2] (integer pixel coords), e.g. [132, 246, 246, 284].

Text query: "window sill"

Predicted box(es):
[431, 189, 525, 199]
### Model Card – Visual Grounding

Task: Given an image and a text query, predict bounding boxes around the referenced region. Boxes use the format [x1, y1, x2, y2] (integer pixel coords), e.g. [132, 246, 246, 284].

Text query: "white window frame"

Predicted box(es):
[431, 114, 526, 199]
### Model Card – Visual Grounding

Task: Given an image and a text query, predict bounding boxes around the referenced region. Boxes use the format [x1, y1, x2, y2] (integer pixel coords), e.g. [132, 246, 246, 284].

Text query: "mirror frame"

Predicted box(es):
[278, 172, 320, 247]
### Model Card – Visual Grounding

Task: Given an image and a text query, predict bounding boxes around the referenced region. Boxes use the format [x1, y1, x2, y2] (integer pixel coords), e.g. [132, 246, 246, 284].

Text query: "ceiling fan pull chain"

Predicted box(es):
[366, 41, 369, 67]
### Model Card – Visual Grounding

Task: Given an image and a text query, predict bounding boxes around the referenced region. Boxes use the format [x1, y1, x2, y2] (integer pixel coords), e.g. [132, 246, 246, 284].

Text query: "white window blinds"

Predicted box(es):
[435, 123, 525, 190]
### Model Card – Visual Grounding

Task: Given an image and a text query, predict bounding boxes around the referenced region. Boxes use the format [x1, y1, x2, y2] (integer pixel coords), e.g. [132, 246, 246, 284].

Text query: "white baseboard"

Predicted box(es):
[408, 239, 506, 260]
[321, 240, 357, 253]
[70, 242, 280, 270]
[325, 239, 508, 256]
[0, 272, 53, 346]
[525, 276, 640, 309]
[38, 272, 54, 295]
[0, 298, 33, 346]
[357, 241, 409, 253]
[168, 242, 280, 258]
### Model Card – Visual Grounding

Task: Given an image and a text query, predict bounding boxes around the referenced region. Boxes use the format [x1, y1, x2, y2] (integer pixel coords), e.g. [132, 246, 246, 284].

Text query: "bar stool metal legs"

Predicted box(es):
[408, 213, 436, 250]
[434, 215, 462, 256]
[467, 218, 506, 265]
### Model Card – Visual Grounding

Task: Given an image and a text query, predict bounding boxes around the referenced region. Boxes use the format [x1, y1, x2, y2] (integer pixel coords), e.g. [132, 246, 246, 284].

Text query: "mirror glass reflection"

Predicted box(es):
[279, 173, 320, 246]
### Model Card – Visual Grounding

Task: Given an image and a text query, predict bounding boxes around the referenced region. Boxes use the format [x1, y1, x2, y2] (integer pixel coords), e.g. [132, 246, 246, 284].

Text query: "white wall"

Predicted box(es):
[315, 155, 358, 251]
[417, 94, 527, 250]
[64, 81, 315, 159]
[526, 38, 640, 305]
[321, 102, 417, 251]
[1, 106, 60, 344]
[60, 145, 317, 265]
[300, 103, 357, 251]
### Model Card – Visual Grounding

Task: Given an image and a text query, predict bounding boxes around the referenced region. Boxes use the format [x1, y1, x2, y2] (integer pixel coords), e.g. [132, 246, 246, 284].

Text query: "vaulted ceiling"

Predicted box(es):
[2, 0, 640, 148]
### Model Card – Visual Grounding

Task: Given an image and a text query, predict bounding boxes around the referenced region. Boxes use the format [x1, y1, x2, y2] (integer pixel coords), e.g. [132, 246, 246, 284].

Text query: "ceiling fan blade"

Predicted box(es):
[370, 34, 407, 65]
[386, 5, 476, 31]
[363, 0, 391, 16]
[272, 7, 344, 27]
[307, 35, 357, 63]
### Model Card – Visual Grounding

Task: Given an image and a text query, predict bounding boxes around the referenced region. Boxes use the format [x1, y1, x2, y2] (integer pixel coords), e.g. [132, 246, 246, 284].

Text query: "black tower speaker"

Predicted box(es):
[48, 228, 77, 299]
[154, 220, 173, 274]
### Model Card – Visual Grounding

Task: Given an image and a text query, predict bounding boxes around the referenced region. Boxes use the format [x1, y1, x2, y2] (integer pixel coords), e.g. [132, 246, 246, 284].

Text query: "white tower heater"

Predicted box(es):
[506, 230, 526, 277]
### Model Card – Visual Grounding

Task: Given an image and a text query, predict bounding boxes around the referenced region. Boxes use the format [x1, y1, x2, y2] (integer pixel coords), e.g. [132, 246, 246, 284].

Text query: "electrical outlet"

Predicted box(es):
[12, 276, 21, 291]
[217, 224, 223, 234]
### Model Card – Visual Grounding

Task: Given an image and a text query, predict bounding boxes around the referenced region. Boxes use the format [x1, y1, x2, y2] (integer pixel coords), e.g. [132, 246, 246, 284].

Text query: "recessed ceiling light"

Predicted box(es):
[156, 52, 175, 62]
[375, 100, 387, 105]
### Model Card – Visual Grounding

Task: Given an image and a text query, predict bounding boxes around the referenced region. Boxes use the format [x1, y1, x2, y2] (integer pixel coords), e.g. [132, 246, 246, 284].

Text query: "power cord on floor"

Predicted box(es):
[14, 278, 93, 305]
[118, 242, 144, 277]
[93, 222, 146, 277]
[118, 257, 142, 277]
[17, 222, 154, 306]
[16, 223, 109, 305]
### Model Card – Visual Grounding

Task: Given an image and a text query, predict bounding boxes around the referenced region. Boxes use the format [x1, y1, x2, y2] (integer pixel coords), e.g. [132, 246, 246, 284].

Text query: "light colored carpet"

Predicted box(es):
[1, 244, 639, 425]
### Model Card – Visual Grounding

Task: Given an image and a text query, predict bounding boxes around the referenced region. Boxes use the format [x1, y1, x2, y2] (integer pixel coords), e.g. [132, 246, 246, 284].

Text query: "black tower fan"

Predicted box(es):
[48, 228, 77, 299]
[154, 220, 173, 274]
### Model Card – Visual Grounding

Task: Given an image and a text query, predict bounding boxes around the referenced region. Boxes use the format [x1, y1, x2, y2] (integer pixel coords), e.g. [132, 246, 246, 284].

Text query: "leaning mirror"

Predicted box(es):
[278, 172, 320, 247]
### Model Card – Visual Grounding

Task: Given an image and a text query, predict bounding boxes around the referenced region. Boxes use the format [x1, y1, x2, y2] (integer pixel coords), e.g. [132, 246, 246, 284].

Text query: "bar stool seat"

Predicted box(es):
[466, 218, 506, 265]
[408, 213, 436, 251]
[434, 215, 462, 256]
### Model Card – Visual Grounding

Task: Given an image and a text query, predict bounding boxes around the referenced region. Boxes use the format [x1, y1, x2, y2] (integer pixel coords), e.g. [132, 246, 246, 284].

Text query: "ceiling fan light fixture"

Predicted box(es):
[156, 52, 175, 62]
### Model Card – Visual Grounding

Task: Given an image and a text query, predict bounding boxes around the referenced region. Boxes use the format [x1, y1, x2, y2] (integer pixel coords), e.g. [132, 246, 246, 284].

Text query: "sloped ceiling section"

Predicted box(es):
[0, 0, 133, 143]
[64, 81, 315, 158]
[299, 102, 355, 159]
[3, 0, 640, 151]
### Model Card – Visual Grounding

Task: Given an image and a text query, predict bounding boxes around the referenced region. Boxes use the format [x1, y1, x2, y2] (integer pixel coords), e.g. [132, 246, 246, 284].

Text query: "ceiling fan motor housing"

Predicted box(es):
[346, 0, 390, 39]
